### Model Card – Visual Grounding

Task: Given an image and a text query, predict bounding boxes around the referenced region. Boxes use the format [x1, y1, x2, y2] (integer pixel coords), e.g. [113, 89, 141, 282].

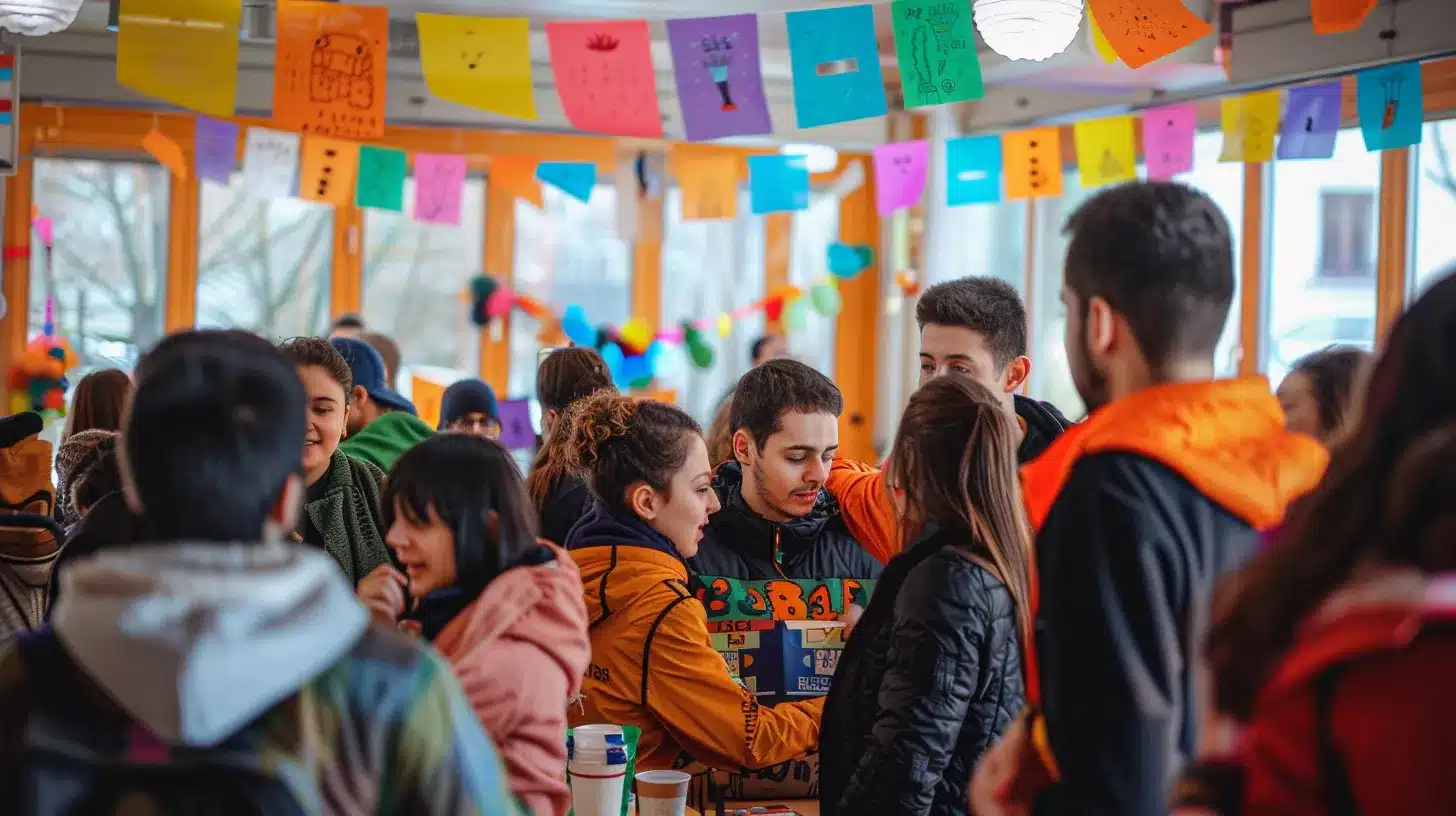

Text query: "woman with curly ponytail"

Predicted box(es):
[563, 391, 825, 774]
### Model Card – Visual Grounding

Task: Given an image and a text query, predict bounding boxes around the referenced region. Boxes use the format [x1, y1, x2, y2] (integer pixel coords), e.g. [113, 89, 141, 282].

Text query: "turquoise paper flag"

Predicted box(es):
[356, 146, 408, 211]
[536, 161, 597, 203]
[748, 154, 809, 214]
[1356, 61, 1424, 152]
[785, 5, 888, 129]
[945, 135, 1002, 206]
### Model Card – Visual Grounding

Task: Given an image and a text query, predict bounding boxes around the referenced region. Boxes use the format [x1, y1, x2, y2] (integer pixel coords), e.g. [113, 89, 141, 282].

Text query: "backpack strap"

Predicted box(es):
[1312, 666, 1359, 816]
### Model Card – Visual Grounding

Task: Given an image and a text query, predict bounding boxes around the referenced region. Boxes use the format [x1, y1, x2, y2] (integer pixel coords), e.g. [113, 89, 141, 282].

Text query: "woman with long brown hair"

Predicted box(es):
[525, 346, 615, 544]
[818, 375, 1031, 816]
[63, 368, 131, 441]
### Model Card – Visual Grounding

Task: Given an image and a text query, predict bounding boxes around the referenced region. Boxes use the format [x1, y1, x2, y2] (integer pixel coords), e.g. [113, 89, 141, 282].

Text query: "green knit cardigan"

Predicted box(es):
[303, 449, 390, 584]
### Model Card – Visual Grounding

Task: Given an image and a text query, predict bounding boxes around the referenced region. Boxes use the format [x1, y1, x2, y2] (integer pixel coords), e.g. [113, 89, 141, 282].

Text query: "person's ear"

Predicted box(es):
[1086, 296, 1117, 358]
[626, 482, 658, 520]
[351, 384, 369, 408]
[731, 429, 756, 465]
[267, 473, 304, 536]
[1003, 356, 1032, 394]
[544, 408, 560, 433]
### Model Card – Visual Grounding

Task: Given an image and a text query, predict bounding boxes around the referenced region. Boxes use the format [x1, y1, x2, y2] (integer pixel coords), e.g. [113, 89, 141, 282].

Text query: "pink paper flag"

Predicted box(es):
[1143, 104, 1198, 181]
[546, 20, 664, 138]
[413, 153, 467, 226]
[873, 140, 930, 215]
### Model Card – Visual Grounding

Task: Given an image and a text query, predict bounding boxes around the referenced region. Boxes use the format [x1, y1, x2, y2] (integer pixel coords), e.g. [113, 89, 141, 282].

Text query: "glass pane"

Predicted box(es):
[363, 177, 487, 395]
[788, 193, 839, 376]
[195, 173, 333, 341]
[1265, 127, 1380, 385]
[507, 185, 632, 399]
[1413, 119, 1456, 293]
[929, 200, 1027, 290]
[31, 158, 170, 373]
[660, 188, 765, 424]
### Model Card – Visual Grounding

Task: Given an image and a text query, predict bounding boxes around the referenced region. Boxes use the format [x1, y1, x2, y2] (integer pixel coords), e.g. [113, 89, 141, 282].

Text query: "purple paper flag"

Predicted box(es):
[496, 398, 536, 451]
[1142, 104, 1197, 181]
[873, 140, 929, 215]
[666, 14, 774, 142]
[194, 117, 239, 184]
[413, 153, 467, 225]
[1278, 82, 1341, 160]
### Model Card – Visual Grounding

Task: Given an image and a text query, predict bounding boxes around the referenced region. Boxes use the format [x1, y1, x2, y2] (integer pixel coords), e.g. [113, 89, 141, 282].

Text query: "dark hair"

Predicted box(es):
[1288, 345, 1372, 438]
[1208, 269, 1456, 720]
[890, 376, 1034, 643]
[360, 332, 402, 389]
[126, 330, 306, 543]
[73, 448, 123, 514]
[135, 330, 273, 384]
[537, 347, 614, 413]
[915, 277, 1028, 368]
[564, 391, 701, 513]
[1063, 181, 1234, 367]
[751, 334, 781, 364]
[730, 358, 843, 450]
[63, 369, 132, 441]
[707, 393, 735, 466]
[332, 313, 364, 330]
[278, 336, 353, 402]
[383, 434, 541, 592]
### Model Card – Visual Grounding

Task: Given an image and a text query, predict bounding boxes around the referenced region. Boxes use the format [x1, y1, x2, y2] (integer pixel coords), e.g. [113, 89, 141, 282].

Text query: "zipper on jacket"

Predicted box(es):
[772, 528, 788, 578]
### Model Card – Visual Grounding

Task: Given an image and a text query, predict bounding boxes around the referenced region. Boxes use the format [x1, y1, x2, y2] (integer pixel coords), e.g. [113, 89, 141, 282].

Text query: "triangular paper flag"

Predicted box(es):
[536, 161, 597, 203]
[1073, 116, 1137, 188]
[491, 155, 543, 208]
[142, 128, 187, 180]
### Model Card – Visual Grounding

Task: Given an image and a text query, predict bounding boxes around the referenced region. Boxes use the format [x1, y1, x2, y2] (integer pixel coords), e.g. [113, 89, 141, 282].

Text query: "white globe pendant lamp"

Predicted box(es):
[0, 0, 84, 35]
[973, 0, 1085, 62]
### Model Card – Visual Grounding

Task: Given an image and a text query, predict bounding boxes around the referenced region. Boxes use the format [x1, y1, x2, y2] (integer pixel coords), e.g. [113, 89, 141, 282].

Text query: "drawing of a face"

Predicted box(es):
[459, 29, 486, 70]
[892, 153, 915, 177]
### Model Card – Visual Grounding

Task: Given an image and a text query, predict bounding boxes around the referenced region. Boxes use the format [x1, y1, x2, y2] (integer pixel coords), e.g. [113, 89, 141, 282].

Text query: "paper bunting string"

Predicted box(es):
[1073, 115, 1137, 188]
[546, 20, 664, 138]
[412, 376, 446, 429]
[945, 135, 1002, 206]
[416, 14, 537, 120]
[413, 153, 468, 225]
[1143, 103, 1197, 181]
[536, 161, 598, 203]
[785, 5, 888, 129]
[1219, 91, 1282, 163]
[1003, 128, 1063, 200]
[194, 117, 239, 184]
[299, 136, 360, 207]
[116, 0, 242, 118]
[273, 1, 389, 140]
[1277, 82, 1342, 160]
[748, 154, 810, 215]
[1356, 61, 1424, 152]
[674, 151, 740, 221]
[873, 140, 930, 215]
[241, 127, 300, 200]
[891, 0, 984, 108]
[356, 145, 408, 211]
[1085, 0, 1213, 70]
[665, 14, 774, 141]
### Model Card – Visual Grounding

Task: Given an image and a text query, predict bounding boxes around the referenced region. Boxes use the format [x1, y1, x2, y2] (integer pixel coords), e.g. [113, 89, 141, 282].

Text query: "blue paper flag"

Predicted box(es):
[827, 243, 873, 278]
[785, 5, 888, 129]
[945, 135, 1003, 206]
[748, 154, 810, 215]
[1277, 82, 1342, 160]
[1356, 62, 1423, 152]
[536, 161, 597, 203]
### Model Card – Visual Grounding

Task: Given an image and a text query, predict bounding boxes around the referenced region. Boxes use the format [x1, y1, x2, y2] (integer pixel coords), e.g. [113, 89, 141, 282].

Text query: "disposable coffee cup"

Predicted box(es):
[634, 770, 689, 816]
[569, 725, 628, 816]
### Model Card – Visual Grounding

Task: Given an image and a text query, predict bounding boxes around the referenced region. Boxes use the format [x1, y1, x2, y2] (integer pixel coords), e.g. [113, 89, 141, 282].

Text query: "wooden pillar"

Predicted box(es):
[833, 156, 880, 464]
[1375, 147, 1411, 340]
[0, 155, 34, 405]
[329, 203, 363, 317]
[1238, 163, 1266, 377]
[631, 187, 664, 333]
[480, 183, 515, 393]
[163, 171, 200, 331]
[763, 213, 791, 332]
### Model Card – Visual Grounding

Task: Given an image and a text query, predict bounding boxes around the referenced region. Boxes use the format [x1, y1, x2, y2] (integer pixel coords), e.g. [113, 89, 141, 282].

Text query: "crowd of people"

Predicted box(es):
[0, 178, 1448, 815]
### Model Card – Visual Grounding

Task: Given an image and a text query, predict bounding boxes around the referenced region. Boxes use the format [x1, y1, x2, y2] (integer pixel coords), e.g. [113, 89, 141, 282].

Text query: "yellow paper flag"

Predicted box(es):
[141, 129, 187, 180]
[417, 14, 537, 121]
[298, 136, 361, 207]
[1088, 9, 1119, 64]
[1220, 91, 1282, 163]
[116, 0, 242, 117]
[412, 375, 447, 430]
[1074, 116, 1137, 188]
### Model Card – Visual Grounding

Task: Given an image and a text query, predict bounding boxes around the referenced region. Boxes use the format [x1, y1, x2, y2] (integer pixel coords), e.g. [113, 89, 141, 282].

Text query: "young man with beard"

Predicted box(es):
[970, 181, 1328, 815]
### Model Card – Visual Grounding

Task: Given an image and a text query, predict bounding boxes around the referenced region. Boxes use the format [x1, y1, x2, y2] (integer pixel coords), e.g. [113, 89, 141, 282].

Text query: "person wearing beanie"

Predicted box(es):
[439, 379, 501, 440]
[331, 337, 434, 471]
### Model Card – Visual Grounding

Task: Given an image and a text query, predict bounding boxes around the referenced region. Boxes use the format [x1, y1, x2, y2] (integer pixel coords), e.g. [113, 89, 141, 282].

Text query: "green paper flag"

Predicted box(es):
[356, 145, 408, 211]
[891, 0, 984, 109]
[690, 575, 877, 622]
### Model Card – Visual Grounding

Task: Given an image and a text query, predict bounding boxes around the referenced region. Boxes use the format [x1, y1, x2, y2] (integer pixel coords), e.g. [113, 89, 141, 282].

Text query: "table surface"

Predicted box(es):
[680, 802, 820, 816]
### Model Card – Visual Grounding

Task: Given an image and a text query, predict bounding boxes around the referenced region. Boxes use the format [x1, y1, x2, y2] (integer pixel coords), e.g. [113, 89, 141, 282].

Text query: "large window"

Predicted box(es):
[508, 186, 632, 399]
[196, 174, 333, 341]
[1265, 127, 1380, 386]
[659, 189, 765, 424]
[363, 177, 487, 393]
[788, 193, 839, 376]
[30, 158, 170, 373]
[1413, 119, 1456, 293]
[929, 200, 1027, 290]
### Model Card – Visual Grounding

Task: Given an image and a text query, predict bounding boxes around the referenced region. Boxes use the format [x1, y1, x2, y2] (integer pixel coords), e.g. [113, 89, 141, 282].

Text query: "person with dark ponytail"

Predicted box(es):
[1276, 345, 1372, 445]
[1173, 269, 1456, 815]
[563, 391, 824, 774]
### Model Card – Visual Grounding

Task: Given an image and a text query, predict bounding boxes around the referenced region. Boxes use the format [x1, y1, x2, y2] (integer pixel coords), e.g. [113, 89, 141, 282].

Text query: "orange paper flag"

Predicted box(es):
[411, 375, 446, 430]
[673, 151, 740, 221]
[298, 136, 361, 206]
[1003, 128, 1064, 200]
[273, 0, 389, 140]
[1311, 0, 1377, 35]
[142, 129, 187, 180]
[1086, 0, 1214, 69]
[491, 155, 543, 208]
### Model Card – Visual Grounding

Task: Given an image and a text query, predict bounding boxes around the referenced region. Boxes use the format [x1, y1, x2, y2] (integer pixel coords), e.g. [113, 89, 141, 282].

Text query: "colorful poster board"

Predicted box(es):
[665, 14, 774, 141]
[273, 1, 389, 140]
[692, 575, 875, 622]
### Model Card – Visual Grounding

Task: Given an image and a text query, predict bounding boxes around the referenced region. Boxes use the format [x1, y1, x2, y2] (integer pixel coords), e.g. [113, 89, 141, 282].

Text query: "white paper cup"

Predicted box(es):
[634, 770, 689, 816]
[569, 726, 628, 816]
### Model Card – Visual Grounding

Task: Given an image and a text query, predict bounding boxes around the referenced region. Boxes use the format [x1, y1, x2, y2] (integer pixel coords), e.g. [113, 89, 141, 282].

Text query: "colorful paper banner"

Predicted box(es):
[1085, 0, 1213, 69]
[1311, 0, 1378, 35]
[194, 116, 239, 184]
[492, 155, 543, 208]
[748, 154, 809, 215]
[1003, 128, 1063, 200]
[665, 14, 774, 141]
[355, 145, 408, 211]
[785, 5, 888, 129]
[692, 575, 877, 622]
[546, 20, 664, 138]
[299, 136, 360, 207]
[873, 139, 930, 215]
[1277, 82, 1342, 160]
[274, 1, 389, 140]
[496, 398, 536, 451]
[1356, 61, 1424, 152]
[413, 153, 468, 225]
[412, 375, 446, 429]
[241, 127, 300, 200]
[1219, 91, 1282, 163]
[416, 14, 537, 121]
[115, 0, 241, 118]
[1073, 115, 1137, 188]
[1089, 7, 1119, 64]
[1142, 103, 1197, 181]
[945, 135, 1002, 206]
[673, 151, 741, 221]
[891, 0, 984, 109]
[536, 161, 597, 204]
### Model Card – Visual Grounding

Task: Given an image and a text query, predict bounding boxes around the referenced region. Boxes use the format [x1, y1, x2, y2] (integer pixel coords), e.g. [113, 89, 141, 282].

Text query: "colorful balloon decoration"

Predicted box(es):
[468, 275, 498, 327]
[682, 321, 715, 369]
[827, 242, 874, 279]
[809, 280, 842, 317]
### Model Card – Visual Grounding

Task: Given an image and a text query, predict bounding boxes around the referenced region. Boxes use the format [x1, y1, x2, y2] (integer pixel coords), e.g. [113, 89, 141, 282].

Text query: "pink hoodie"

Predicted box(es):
[433, 543, 590, 816]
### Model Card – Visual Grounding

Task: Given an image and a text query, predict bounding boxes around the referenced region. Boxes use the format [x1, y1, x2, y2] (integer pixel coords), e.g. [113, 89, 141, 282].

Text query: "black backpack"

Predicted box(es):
[9, 628, 314, 816]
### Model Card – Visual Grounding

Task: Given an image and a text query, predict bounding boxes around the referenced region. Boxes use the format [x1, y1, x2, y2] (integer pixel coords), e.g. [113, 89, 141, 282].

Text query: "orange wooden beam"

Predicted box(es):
[163, 172, 200, 332]
[330, 204, 363, 318]
[1, 155, 35, 404]
[1376, 147, 1412, 340]
[1238, 163, 1266, 377]
[833, 155, 881, 464]
[480, 183, 515, 394]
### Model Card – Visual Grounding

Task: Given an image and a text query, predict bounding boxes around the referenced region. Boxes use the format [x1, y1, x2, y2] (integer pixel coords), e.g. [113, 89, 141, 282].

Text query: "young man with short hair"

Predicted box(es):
[0, 330, 521, 812]
[971, 181, 1327, 815]
[333, 337, 433, 471]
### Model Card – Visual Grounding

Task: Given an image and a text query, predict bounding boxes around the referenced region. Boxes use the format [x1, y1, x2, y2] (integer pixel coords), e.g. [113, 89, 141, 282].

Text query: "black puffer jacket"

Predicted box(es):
[688, 461, 882, 580]
[1015, 394, 1074, 464]
[538, 475, 594, 547]
[818, 527, 1024, 816]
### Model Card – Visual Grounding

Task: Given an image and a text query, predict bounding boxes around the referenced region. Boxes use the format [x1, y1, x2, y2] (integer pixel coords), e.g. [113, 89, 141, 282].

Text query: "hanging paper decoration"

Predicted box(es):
[1088, 6, 1119, 64]
[716, 313, 733, 339]
[1311, 0, 1377, 35]
[356, 145, 408, 211]
[241, 127, 300, 200]
[496, 399, 537, 451]
[142, 129, 187, 180]
[416, 14, 537, 120]
[535, 161, 597, 203]
[810, 280, 842, 317]
[1073, 115, 1137, 188]
[413, 153, 468, 225]
[673, 150, 741, 221]
[891, 0, 984, 108]
[748, 154, 809, 215]
[299, 136, 361, 207]
[827, 243, 874, 278]
[1142, 103, 1197, 181]
[115, 0, 242, 118]
[1219, 91, 1281, 163]
[273, 1, 388, 139]
[785, 5, 888, 129]
[945, 135, 1002, 206]
[546, 19, 664, 138]
[562, 304, 597, 347]
[683, 322, 715, 369]
[1002, 127, 1063, 199]
[872, 140, 931, 215]
[468, 276, 498, 327]
[491, 155, 543, 208]
[1277, 82, 1342, 161]
[666, 14, 774, 141]
[1084, 0, 1213, 70]
[7, 298, 76, 416]
[194, 116, 239, 184]
[1356, 61, 1424, 152]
